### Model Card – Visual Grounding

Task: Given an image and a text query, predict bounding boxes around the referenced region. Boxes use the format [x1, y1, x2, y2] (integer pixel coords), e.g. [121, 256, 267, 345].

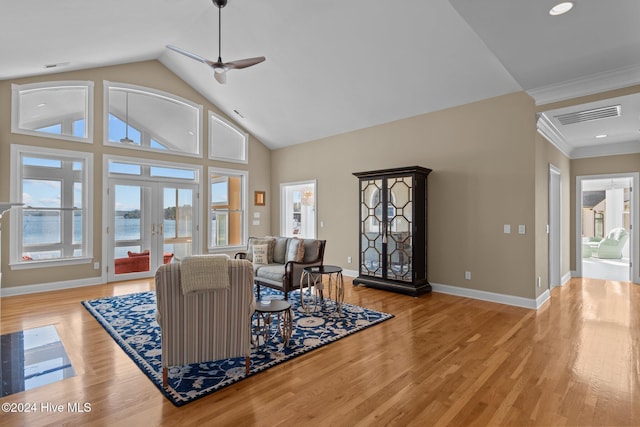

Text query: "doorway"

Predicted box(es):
[577, 173, 639, 283]
[104, 157, 200, 281]
[549, 164, 561, 288]
[280, 180, 316, 238]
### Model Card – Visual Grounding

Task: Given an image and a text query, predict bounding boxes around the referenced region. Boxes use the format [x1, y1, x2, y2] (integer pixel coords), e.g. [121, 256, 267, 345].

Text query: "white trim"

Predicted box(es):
[208, 111, 249, 164]
[549, 164, 562, 289]
[570, 140, 640, 159]
[561, 271, 572, 286]
[208, 166, 249, 251]
[103, 81, 203, 158]
[527, 65, 640, 106]
[11, 81, 95, 144]
[537, 113, 640, 159]
[431, 282, 540, 309]
[279, 180, 318, 238]
[342, 268, 358, 278]
[0, 276, 104, 297]
[576, 173, 639, 284]
[536, 114, 572, 158]
[9, 144, 94, 268]
[103, 155, 203, 281]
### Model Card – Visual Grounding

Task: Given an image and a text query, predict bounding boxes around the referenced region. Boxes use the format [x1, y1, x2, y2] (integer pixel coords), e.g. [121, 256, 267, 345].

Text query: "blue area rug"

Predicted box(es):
[82, 288, 393, 406]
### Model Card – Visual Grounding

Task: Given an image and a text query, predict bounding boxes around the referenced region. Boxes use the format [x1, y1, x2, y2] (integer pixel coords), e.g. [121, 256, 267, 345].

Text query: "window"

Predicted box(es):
[209, 111, 248, 163]
[10, 145, 93, 268]
[104, 81, 203, 157]
[11, 81, 94, 143]
[209, 167, 247, 250]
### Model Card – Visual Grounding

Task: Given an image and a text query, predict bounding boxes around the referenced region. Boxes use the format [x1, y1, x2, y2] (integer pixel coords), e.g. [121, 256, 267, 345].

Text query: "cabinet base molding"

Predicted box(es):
[353, 276, 431, 297]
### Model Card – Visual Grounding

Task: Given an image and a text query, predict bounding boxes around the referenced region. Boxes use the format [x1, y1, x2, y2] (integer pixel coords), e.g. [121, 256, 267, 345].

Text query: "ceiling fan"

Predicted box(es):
[166, 0, 265, 84]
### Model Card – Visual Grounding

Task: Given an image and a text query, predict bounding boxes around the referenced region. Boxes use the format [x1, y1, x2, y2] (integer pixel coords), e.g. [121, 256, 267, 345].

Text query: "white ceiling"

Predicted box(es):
[2, 0, 640, 153]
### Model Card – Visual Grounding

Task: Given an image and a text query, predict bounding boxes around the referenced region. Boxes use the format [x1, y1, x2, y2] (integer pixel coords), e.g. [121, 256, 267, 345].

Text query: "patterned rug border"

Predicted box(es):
[82, 290, 393, 406]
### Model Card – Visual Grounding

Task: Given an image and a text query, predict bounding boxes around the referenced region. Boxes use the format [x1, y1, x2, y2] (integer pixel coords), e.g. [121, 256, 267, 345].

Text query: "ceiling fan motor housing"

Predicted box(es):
[213, 0, 227, 8]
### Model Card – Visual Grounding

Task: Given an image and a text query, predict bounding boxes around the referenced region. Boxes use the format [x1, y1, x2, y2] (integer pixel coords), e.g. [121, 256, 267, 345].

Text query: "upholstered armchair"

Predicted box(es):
[586, 227, 629, 259]
[155, 258, 255, 388]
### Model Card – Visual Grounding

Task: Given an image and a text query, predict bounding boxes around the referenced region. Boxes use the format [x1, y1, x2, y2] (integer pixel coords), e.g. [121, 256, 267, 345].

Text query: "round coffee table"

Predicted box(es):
[300, 265, 344, 315]
[253, 299, 293, 347]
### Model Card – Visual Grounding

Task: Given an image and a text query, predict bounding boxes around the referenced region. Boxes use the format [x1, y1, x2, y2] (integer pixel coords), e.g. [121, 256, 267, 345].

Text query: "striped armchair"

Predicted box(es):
[155, 259, 255, 388]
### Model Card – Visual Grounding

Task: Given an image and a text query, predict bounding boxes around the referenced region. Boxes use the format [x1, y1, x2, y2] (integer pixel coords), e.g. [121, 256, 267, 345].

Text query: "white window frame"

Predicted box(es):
[11, 81, 94, 143]
[103, 81, 203, 158]
[208, 111, 248, 164]
[9, 145, 94, 269]
[208, 167, 248, 252]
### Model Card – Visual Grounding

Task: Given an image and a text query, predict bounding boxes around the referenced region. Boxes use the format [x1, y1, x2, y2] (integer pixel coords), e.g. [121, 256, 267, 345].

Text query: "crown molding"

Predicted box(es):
[527, 65, 640, 106]
[536, 113, 572, 157]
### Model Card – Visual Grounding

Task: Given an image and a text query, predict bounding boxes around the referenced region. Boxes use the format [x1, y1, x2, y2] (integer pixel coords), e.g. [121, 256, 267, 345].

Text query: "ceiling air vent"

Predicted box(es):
[554, 104, 621, 125]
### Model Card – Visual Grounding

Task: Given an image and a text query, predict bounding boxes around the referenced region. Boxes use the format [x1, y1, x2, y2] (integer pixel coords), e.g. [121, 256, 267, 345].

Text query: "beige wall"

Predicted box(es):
[0, 60, 271, 290]
[272, 92, 539, 299]
[534, 133, 571, 297]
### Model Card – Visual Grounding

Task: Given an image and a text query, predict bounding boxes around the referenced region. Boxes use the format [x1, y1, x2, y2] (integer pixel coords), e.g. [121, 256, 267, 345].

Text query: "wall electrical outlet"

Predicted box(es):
[347, 256, 352, 263]
[465, 271, 471, 280]
[94, 262, 100, 270]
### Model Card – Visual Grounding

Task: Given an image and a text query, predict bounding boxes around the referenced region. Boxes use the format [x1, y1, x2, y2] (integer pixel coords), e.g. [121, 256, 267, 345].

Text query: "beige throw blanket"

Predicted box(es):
[180, 254, 230, 295]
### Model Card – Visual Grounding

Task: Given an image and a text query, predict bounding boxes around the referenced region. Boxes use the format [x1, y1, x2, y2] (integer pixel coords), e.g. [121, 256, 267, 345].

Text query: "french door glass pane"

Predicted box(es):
[113, 184, 149, 273]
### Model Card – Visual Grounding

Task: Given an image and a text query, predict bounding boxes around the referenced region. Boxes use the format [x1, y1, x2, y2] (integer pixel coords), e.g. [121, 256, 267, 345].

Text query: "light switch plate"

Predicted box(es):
[518, 225, 526, 234]
[504, 224, 511, 234]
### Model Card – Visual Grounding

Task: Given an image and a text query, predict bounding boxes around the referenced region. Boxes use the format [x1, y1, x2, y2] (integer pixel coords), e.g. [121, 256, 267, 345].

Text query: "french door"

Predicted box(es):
[107, 179, 198, 281]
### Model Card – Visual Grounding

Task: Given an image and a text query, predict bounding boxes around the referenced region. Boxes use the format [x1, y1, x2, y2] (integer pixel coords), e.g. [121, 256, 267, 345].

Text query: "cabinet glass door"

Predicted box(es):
[387, 176, 413, 282]
[360, 179, 384, 277]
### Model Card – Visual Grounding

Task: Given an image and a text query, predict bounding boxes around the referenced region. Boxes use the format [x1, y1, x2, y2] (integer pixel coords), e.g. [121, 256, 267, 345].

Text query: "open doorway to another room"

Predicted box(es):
[578, 174, 638, 283]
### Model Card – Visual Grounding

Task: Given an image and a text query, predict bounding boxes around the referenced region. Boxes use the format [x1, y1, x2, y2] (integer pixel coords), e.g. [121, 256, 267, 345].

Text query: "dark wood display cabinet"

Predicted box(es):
[352, 166, 431, 296]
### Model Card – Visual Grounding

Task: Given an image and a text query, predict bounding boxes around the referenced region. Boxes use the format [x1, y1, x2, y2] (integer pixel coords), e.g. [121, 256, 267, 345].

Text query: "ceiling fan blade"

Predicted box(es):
[225, 57, 266, 70]
[214, 70, 227, 84]
[166, 45, 210, 65]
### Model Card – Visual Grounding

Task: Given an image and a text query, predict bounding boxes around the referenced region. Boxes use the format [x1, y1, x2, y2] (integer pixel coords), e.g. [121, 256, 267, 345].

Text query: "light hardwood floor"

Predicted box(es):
[1, 276, 639, 426]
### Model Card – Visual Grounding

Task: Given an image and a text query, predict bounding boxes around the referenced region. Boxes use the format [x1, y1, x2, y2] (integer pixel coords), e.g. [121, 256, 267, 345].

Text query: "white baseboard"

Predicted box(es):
[561, 272, 572, 286]
[341, 268, 358, 278]
[1, 276, 104, 297]
[431, 282, 542, 310]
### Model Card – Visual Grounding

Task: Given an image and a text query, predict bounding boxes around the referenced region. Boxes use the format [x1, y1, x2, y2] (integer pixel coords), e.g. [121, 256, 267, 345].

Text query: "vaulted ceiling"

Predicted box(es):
[2, 0, 639, 155]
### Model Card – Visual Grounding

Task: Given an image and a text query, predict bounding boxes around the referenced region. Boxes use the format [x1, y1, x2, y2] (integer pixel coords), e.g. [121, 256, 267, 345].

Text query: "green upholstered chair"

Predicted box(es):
[587, 227, 628, 259]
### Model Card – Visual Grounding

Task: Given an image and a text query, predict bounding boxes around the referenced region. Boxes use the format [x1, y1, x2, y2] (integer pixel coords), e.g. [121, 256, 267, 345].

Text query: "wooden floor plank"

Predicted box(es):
[1, 277, 639, 426]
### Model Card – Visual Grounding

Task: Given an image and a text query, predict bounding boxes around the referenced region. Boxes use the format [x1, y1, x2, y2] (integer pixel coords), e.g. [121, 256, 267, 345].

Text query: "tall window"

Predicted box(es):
[209, 167, 247, 250]
[10, 145, 93, 267]
[11, 81, 94, 143]
[104, 81, 203, 157]
[209, 111, 248, 163]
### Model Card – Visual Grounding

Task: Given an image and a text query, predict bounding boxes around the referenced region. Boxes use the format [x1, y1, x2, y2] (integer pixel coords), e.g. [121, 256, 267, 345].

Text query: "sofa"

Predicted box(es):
[114, 250, 174, 274]
[235, 236, 326, 300]
[583, 227, 628, 259]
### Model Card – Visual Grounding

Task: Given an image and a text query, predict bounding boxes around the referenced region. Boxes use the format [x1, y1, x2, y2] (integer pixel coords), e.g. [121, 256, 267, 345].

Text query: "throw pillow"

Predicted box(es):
[302, 239, 320, 263]
[252, 244, 269, 264]
[267, 235, 288, 264]
[246, 237, 275, 263]
[285, 238, 305, 263]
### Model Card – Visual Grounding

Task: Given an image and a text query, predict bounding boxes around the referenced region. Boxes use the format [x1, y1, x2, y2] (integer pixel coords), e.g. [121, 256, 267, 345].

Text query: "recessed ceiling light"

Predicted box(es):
[549, 2, 574, 16]
[37, 103, 47, 107]
[595, 134, 608, 139]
